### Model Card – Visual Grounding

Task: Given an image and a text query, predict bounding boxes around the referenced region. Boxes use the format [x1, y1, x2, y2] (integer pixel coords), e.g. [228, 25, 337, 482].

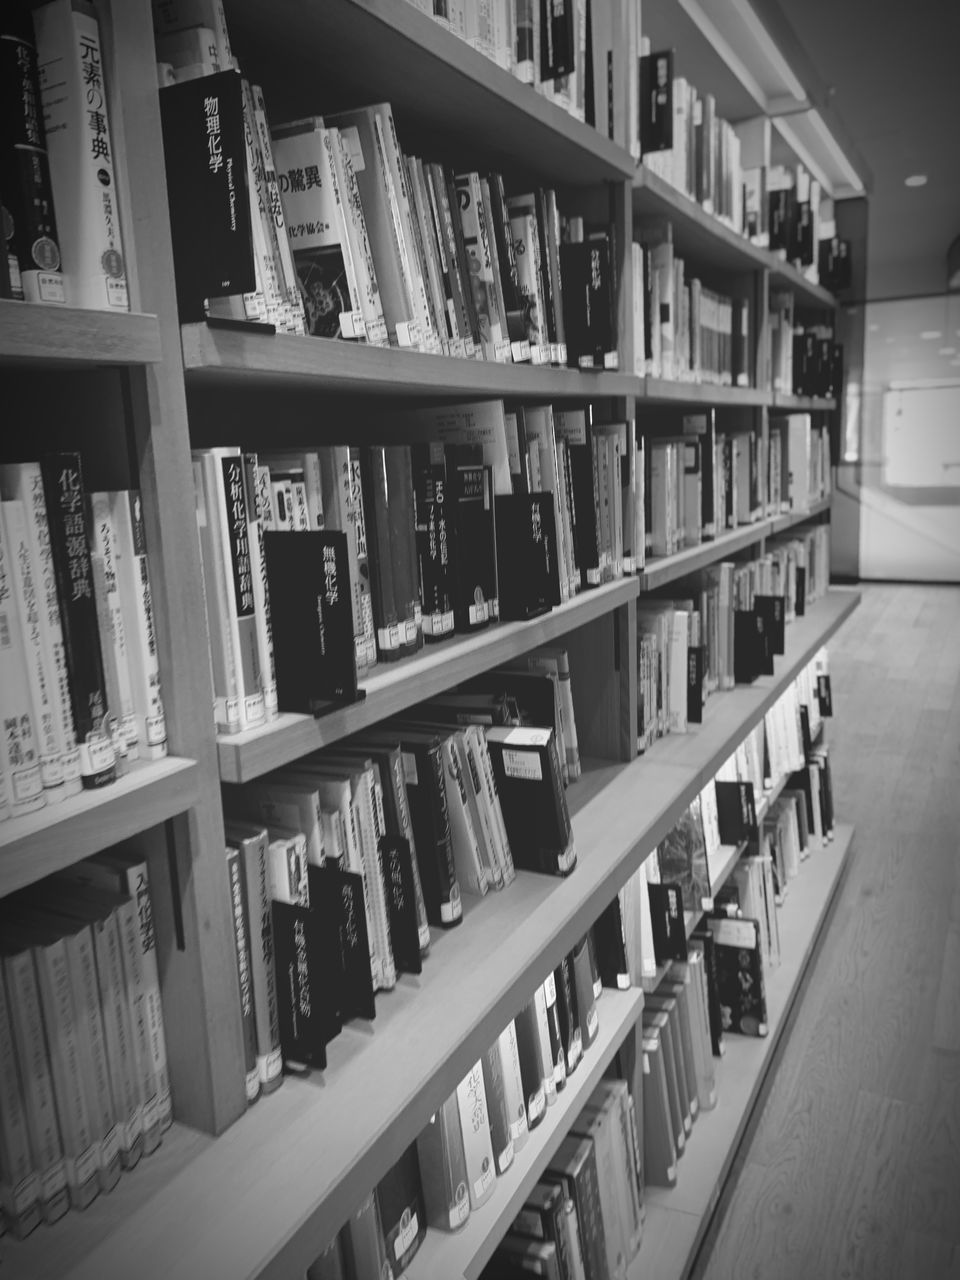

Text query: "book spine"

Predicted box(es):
[480, 1038, 514, 1175]
[192, 454, 240, 732]
[117, 862, 172, 1131]
[32, 939, 101, 1208]
[226, 845, 262, 1105]
[237, 830, 283, 1091]
[66, 926, 122, 1193]
[455, 1060, 497, 1209]
[90, 913, 144, 1168]
[475, 728, 516, 883]
[87, 493, 140, 763]
[108, 491, 170, 758]
[497, 1020, 531, 1151]
[40, 454, 116, 787]
[359, 770, 398, 991]
[34, 0, 129, 310]
[0, 13, 65, 303]
[0, 965, 42, 1238]
[332, 128, 388, 346]
[0, 505, 46, 815]
[213, 452, 266, 731]
[238, 462, 278, 723]
[250, 84, 302, 320]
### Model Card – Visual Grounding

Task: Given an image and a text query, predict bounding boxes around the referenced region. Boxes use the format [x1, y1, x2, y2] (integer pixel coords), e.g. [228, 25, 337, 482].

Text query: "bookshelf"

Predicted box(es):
[772, 392, 838, 412]
[0, 0, 856, 1275]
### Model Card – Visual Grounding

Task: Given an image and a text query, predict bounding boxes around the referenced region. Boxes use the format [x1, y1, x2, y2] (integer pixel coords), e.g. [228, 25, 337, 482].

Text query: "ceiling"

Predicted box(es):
[758, 0, 960, 301]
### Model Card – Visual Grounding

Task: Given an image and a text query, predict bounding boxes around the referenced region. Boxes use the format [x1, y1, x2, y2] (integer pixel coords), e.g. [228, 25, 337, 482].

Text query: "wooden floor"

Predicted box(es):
[694, 584, 960, 1280]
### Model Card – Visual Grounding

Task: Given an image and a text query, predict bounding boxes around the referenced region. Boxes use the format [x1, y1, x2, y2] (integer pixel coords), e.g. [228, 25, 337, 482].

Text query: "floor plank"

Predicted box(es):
[934, 927, 960, 1053]
[908, 1052, 960, 1243]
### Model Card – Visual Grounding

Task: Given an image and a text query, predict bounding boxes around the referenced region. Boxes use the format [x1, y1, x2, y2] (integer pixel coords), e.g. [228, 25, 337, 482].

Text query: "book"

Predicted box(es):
[360, 445, 421, 662]
[0, 502, 47, 816]
[481, 1037, 515, 1176]
[341, 1191, 391, 1280]
[640, 1025, 678, 1187]
[376, 1141, 426, 1274]
[416, 1090, 471, 1231]
[33, 0, 129, 310]
[511, 1180, 572, 1280]
[225, 845, 261, 1105]
[0, 961, 42, 1238]
[497, 1020, 531, 1152]
[545, 1135, 607, 1280]
[486, 726, 575, 876]
[707, 915, 768, 1036]
[656, 799, 711, 917]
[456, 1059, 498, 1210]
[87, 492, 140, 763]
[487, 1234, 563, 1280]
[514, 996, 549, 1131]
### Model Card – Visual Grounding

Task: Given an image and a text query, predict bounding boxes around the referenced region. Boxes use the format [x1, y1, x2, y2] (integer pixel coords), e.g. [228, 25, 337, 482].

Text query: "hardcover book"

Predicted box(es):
[486, 726, 575, 876]
[656, 800, 711, 916]
[416, 1090, 471, 1232]
[706, 915, 768, 1036]
[376, 1141, 426, 1274]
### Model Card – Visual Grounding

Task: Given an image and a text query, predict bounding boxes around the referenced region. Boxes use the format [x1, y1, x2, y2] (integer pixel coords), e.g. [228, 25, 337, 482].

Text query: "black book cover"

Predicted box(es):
[707, 916, 768, 1036]
[0, 9, 61, 302]
[565, 441, 601, 586]
[560, 235, 615, 368]
[376, 1142, 426, 1275]
[819, 238, 852, 293]
[639, 50, 674, 153]
[463, 670, 556, 735]
[41, 454, 116, 787]
[513, 1180, 569, 1275]
[592, 896, 630, 990]
[754, 595, 785, 655]
[393, 731, 462, 929]
[691, 931, 724, 1057]
[309, 864, 376, 1022]
[799, 704, 813, 758]
[514, 999, 547, 1130]
[792, 200, 813, 267]
[795, 565, 806, 616]
[817, 673, 834, 717]
[487, 171, 527, 343]
[410, 445, 455, 642]
[263, 530, 360, 715]
[449, 460, 497, 632]
[715, 779, 758, 844]
[378, 835, 422, 976]
[722, 436, 734, 529]
[571, 935, 599, 1050]
[647, 882, 687, 962]
[495, 493, 562, 621]
[534, 190, 558, 348]
[486, 727, 575, 876]
[540, 0, 575, 78]
[555, 955, 583, 1075]
[788, 765, 817, 836]
[687, 645, 704, 724]
[734, 607, 770, 683]
[159, 70, 254, 322]
[545, 1135, 607, 1280]
[768, 187, 796, 257]
[271, 901, 330, 1068]
[542, 975, 567, 1092]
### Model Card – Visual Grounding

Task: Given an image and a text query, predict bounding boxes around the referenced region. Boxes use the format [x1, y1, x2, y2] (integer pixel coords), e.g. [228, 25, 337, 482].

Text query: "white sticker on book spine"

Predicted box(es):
[494, 339, 512, 362]
[497, 1139, 515, 1173]
[587, 1006, 599, 1039]
[512, 339, 532, 362]
[468, 601, 488, 626]
[474, 1163, 495, 1199]
[509, 1112, 528, 1142]
[568, 1031, 582, 1070]
[544, 972, 557, 1005]
[338, 310, 366, 340]
[395, 1210, 419, 1258]
[527, 1088, 545, 1123]
[401, 752, 418, 786]
[41, 1161, 67, 1199]
[449, 1194, 470, 1228]
[617, 973, 631, 990]
[501, 748, 542, 781]
[395, 320, 419, 348]
[557, 342, 567, 365]
[338, 125, 365, 171]
[38, 273, 66, 303]
[11, 762, 43, 804]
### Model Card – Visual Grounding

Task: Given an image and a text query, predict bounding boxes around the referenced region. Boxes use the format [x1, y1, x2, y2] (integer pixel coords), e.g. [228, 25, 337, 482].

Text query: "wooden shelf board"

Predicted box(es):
[0, 1122, 212, 1280]
[635, 824, 854, 1279]
[217, 578, 639, 784]
[227, 0, 636, 186]
[638, 379, 770, 408]
[0, 299, 163, 367]
[51, 594, 858, 1280]
[0, 757, 199, 898]
[181, 323, 635, 401]
[770, 393, 838, 412]
[633, 170, 771, 276]
[636, 522, 770, 592]
[411, 989, 645, 1280]
[769, 261, 836, 312]
[769, 495, 831, 535]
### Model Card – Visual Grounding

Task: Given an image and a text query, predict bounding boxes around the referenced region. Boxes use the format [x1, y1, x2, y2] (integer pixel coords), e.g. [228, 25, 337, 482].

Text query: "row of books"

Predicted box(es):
[0, 457, 167, 820]
[0, 848, 170, 1238]
[645, 413, 831, 560]
[192, 404, 641, 733]
[632, 227, 751, 386]
[1, 0, 129, 310]
[406, 0, 643, 159]
[306, 927, 618, 1279]
[635, 550, 830, 750]
[155, 4, 620, 367]
[770, 292, 844, 397]
[220, 672, 581, 1095]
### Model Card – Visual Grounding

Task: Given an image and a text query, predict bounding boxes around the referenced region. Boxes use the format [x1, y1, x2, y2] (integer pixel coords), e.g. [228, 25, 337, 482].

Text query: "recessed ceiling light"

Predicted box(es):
[920, 330, 942, 340]
[905, 174, 928, 187]
[939, 347, 956, 355]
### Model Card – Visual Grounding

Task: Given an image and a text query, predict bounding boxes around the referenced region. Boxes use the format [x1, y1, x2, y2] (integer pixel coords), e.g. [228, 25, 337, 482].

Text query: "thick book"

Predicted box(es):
[449, 459, 498, 632]
[487, 1234, 563, 1280]
[643, 1007, 686, 1153]
[555, 953, 583, 1077]
[495, 493, 562, 620]
[640, 49, 674, 154]
[571, 935, 599, 1051]
[376, 1141, 426, 1275]
[481, 1038, 516, 1176]
[514, 997, 549, 1131]
[560, 234, 617, 369]
[486, 726, 575, 876]
[592, 895, 631, 992]
[707, 915, 768, 1036]
[159, 69, 254, 321]
[511, 1180, 571, 1280]
[416, 1090, 471, 1231]
[647, 881, 687, 962]
[34, 0, 129, 310]
[41, 453, 117, 788]
[225, 845, 261, 1105]
[640, 1025, 678, 1187]
[545, 1134, 607, 1280]
[262, 529, 359, 714]
[497, 1020, 531, 1153]
[341, 1191, 391, 1280]
[657, 799, 711, 917]
[360, 445, 421, 662]
[0, 5, 65, 303]
[455, 1059, 498, 1210]
[308, 861, 376, 1023]
[317, 445, 377, 674]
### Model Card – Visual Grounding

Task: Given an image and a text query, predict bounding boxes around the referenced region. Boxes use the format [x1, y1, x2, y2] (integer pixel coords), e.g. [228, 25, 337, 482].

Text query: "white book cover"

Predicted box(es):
[0, 507, 45, 816]
[2, 950, 69, 1223]
[496, 1021, 530, 1150]
[455, 1061, 497, 1210]
[0, 464, 81, 794]
[89, 910, 145, 1166]
[34, 0, 129, 310]
[467, 724, 515, 885]
[87, 493, 140, 761]
[228, 825, 283, 1092]
[329, 127, 388, 346]
[0, 965, 42, 1237]
[2, 499, 71, 796]
[266, 834, 309, 907]
[251, 84, 304, 325]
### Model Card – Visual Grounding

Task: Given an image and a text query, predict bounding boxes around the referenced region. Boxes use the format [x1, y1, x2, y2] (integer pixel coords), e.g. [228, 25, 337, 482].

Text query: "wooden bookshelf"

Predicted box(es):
[636, 522, 770, 592]
[0, 757, 199, 898]
[769, 495, 832, 535]
[226, 0, 636, 186]
[412, 988, 646, 1280]
[44, 591, 858, 1280]
[634, 824, 854, 1280]
[638, 379, 771, 408]
[180, 322, 636, 401]
[217, 578, 639, 784]
[769, 260, 836, 312]
[0, 299, 163, 368]
[771, 392, 838, 412]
